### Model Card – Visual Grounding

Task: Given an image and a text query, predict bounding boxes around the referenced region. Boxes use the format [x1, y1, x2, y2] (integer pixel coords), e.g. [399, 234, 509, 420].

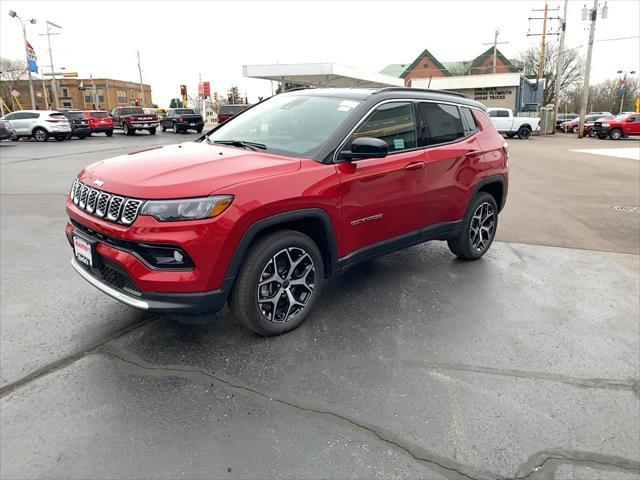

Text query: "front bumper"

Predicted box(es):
[593, 127, 611, 137]
[70, 257, 228, 317]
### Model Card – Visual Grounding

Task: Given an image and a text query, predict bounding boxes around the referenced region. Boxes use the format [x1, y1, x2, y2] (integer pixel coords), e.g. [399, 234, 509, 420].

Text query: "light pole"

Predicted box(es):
[40, 20, 62, 108]
[8, 10, 37, 110]
[616, 70, 637, 114]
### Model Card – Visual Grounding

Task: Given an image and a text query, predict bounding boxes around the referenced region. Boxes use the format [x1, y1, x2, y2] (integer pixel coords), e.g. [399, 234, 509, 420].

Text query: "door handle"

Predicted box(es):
[405, 161, 426, 171]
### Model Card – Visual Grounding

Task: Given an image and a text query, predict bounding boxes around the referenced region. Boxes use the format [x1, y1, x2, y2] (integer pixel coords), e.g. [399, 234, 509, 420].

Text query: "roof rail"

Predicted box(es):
[373, 86, 468, 98]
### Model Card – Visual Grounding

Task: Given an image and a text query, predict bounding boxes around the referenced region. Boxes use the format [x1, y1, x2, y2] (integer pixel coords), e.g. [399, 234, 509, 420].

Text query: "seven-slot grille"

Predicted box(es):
[70, 179, 143, 225]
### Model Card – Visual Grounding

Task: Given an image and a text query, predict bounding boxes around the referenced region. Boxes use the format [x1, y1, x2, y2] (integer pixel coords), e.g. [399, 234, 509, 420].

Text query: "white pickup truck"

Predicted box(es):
[487, 108, 540, 139]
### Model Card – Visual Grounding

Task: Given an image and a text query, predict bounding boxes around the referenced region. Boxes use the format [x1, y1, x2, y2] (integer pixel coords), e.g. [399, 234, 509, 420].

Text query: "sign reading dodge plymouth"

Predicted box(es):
[474, 87, 513, 101]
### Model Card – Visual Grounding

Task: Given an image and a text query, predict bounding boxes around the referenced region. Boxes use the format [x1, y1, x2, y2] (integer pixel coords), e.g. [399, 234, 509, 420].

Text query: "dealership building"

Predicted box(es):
[244, 47, 545, 111]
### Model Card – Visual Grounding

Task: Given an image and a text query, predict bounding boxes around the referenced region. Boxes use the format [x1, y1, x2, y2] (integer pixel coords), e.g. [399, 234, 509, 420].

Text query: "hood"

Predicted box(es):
[77, 142, 301, 199]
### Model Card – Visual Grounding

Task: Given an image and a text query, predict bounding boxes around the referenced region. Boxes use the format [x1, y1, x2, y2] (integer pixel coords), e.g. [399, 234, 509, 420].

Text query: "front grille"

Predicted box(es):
[99, 264, 140, 294]
[71, 180, 144, 225]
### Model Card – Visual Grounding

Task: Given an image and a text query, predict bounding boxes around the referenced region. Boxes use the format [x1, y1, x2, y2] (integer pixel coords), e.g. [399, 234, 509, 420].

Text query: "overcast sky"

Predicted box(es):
[1, 0, 638, 106]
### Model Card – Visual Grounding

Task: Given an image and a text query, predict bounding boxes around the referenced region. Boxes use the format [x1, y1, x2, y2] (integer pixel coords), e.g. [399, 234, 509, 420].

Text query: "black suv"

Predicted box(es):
[61, 111, 91, 139]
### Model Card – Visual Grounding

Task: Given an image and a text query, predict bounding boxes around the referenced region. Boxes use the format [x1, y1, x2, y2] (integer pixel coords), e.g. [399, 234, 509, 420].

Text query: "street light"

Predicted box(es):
[8, 10, 37, 109]
[616, 70, 637, 114]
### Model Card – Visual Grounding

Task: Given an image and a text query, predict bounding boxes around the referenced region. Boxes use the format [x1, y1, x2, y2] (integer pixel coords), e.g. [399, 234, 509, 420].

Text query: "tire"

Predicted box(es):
[105, 130, 113, 137]
[123, 123, 133, 135]
[32, 127, 49, 142]
[447, 192, 498, 261]
[517, 126, 532, 139]
[161, 124, 167, 132]
[506, 133, 515, 138]
[230, 230, 324, 336]
[610, 128, 623, 140]
[55, 135, 65, 142]
[78, 134, 87, 139]
[588, 130, 596, 138]
[571, 126, 579, 134]
[148, 127, 156, 135]
[173, 123, 181, 134]
[597, 133, 607, 140]
[196, 127, 203, 134]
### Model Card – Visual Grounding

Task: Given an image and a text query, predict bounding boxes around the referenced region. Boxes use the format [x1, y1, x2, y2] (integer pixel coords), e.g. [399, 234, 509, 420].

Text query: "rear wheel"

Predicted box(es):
[572, 126, 579, 134]
[517, 126, 532, 139]
[148, 127, 156, 135]
[55, 135, 66, 142]
[123, 123, 133, 135]
[174, 123, 181, 133]
[230, 230, 324, 336]
[448, 193, 498, 261]
[610, 128, 623, 140]
[161, 123, 167, 132]
[196, 127, 203, 134]
[105, 130, 113, 137]
[32, 127, 49, 142]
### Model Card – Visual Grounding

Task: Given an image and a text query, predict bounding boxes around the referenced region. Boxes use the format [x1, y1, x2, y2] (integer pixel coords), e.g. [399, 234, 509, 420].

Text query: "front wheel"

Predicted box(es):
[148, 127, 156, 135]
[161, 124, 167, 132]
[572, 126, 579, 134]
[230, 230, 324, 336]
[123, 123, 133, 135]
[610, 128, 623, 140]
[196, 127, 203, 134]
[448, 193, 498, 260]
[55, 135, 66, 142]
[173, 123, 181, 134]
[105, 130, 113, 137]
[517, 126, 532, 139]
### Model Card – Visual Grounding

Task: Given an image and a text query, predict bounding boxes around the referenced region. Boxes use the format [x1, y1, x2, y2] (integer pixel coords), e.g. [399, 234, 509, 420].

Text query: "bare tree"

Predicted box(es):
[518, 44, 584, 106]
[560, 77, 639, 114]
[0, 58, 28, 109]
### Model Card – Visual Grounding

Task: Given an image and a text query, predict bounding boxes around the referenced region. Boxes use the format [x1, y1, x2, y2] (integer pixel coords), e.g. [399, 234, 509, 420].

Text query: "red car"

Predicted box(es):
[593, 112, 640, 139]
[66, 88, 508, 336]
[217, 104, 251, 123]
[84, 110, 113, 136]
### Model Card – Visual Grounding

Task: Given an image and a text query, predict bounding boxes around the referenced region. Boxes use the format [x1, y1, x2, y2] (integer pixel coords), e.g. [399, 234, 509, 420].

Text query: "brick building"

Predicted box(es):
[0, 77, 153, 112]
[381, 48, 520, 86]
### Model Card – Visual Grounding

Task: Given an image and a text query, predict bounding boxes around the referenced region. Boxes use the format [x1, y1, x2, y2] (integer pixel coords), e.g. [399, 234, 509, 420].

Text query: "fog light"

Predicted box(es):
[173, 250, 184, 263]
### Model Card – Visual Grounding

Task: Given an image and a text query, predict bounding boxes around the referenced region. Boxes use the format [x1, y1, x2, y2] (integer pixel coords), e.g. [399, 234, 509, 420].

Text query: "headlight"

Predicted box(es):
[601, 123, 610, 127]
[140, 195, 233, 221]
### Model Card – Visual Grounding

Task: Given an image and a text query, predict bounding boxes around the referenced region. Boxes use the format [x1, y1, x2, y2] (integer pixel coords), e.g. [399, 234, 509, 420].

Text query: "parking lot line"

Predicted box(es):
[570, 148, 640, 161]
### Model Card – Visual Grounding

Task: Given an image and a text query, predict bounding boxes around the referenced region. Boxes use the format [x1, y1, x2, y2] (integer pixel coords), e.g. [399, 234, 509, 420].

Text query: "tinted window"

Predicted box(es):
[24, 112, 39, 119]
[67, 112, 86, 119]
[220, 105, 248, 115]
[49, 113, 66, 119]
[489, 110, 498, 118]
[461, 108, 477, 132]
[496, 110, 509, 118]
[90, 111, 109, 118]
[118, 107, 144, 115]
[351, 102, 416, 152]
[419, 103, 465, 145]
[627, 115, 638, 122]
[174, 109, 196, 115]
[3, 113, 19, 120]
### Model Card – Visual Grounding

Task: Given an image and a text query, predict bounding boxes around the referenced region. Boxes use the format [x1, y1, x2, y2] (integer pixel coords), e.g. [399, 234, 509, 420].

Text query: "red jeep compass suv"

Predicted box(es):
[66, 88, 508, 336]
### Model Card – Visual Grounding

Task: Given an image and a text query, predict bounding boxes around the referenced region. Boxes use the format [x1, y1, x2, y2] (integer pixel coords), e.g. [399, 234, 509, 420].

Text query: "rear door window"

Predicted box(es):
[350, 102, 417, 153]
[419, 103, 465, 146]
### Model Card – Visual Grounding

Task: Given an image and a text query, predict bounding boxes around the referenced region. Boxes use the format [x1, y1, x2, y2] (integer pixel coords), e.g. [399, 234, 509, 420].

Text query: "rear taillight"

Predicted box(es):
[177, 116, 183, 123]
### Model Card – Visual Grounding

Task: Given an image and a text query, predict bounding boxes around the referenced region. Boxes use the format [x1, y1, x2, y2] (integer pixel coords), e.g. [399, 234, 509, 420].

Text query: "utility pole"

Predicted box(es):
[527, 3, 560, 110]
[40, 20, 61, 108]
[578, 0, 600, 138]
[136, 50, 145, 106]
[482, 29, 508, 74]
[552, 0, 569, 132]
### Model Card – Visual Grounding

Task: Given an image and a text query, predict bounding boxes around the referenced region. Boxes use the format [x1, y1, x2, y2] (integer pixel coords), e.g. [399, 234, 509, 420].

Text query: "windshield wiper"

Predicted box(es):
[211, 139, 267, 150]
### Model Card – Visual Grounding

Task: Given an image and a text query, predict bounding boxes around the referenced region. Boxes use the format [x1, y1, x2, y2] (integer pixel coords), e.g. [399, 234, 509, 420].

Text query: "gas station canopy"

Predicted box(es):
[242, 63, 404, 89]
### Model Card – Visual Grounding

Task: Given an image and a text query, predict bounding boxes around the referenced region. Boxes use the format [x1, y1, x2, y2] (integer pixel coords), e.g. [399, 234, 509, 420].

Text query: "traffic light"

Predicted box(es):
[180, 85, 187, 96]
[213, 91, 219, 103]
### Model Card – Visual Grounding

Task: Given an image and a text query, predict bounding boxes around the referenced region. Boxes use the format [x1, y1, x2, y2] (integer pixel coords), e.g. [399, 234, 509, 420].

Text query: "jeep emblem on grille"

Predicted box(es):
[93, 179, 104, 187]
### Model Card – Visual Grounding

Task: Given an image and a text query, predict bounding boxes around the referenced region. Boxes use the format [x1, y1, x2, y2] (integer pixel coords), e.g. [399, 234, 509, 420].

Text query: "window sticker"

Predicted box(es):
[339, 100, 359, 110]
[393, 138, 405, 149]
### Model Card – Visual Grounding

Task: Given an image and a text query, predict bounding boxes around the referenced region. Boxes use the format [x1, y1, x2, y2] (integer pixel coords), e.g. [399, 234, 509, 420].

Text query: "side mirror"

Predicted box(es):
[340, 137, 388, 161]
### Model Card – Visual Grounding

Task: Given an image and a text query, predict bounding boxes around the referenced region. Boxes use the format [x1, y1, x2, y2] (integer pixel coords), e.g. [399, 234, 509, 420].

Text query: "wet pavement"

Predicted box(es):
[1, 135, 639, 479]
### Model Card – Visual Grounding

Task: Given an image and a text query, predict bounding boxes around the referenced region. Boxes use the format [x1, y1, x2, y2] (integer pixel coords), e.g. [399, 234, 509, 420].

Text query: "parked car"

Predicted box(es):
[584, 114, 615, 137]
[66, 87, 508, 335]
[593, 112, 640, 140]
[110, 107, 159, 135]
[84, 110, 113, 136]
[217, 104, 251, 123]
[160, 108, 204, 133]
[560, 114, 611, 135]
[588, 111, 613, 117]
[0, 119, 14, 140]
[487, 108, 540, 139]
[62, 111, 91, 139]
[1, 110, 71, 142]
[556, 113, 578, 130]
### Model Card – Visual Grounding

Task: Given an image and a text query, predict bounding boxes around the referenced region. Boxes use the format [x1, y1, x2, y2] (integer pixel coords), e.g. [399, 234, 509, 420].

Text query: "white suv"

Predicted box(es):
[1, 110, 71, 142]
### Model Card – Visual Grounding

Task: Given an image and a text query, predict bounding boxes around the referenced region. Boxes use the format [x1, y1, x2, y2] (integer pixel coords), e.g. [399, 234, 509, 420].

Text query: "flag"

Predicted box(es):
[11, 88, 20, 97]
[25, 40, 38, 73]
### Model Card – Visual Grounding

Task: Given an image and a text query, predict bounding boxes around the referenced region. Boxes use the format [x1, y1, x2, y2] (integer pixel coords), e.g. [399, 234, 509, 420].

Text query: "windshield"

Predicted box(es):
[68, 112, 86, 119]
[207, 95, 361, 157]
[91, 111, 109, 118]
[614, 113, 629, 120]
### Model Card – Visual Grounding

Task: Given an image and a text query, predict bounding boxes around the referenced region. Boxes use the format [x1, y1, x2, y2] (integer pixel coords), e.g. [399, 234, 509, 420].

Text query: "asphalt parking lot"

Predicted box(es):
[1, 132, 639, 479]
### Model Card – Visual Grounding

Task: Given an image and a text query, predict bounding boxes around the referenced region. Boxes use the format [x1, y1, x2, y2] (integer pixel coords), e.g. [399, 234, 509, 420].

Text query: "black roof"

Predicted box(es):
[283, 87, 485, 110]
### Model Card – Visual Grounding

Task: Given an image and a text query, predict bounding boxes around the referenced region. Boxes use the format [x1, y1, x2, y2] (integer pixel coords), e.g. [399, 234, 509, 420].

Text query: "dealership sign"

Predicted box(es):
[474, 87, 513, 101]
